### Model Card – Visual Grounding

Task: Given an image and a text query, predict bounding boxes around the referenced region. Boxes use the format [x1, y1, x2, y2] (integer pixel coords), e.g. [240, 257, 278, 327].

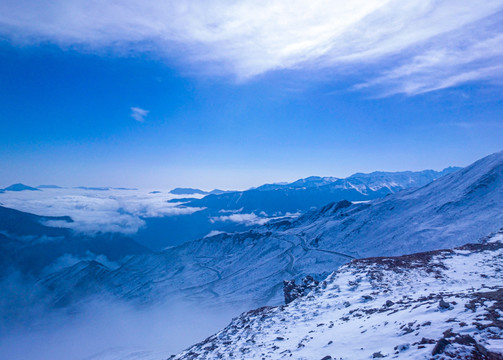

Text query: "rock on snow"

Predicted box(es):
[171, 231, 503, 360]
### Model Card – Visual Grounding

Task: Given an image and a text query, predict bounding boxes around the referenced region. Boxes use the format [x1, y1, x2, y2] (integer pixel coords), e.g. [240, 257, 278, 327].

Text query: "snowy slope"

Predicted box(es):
[172, 231, 503, 360]
[35, 151, 503, 310]
[286, 149, 503, 257]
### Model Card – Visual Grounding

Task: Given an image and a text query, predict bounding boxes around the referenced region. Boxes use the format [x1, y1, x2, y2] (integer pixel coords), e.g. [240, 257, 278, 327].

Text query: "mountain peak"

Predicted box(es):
[169, 187, 208, 195]
[3, 183, 40, 192]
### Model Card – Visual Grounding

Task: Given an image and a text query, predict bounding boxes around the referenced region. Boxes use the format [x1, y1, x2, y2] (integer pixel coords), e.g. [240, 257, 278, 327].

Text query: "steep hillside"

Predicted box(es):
[172, 231, 503, 360]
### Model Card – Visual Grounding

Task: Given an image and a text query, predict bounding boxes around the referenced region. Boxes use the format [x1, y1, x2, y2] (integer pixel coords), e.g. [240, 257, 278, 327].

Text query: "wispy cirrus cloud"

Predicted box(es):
[1, 0, 503, 95]
[130, 107, 149, 122]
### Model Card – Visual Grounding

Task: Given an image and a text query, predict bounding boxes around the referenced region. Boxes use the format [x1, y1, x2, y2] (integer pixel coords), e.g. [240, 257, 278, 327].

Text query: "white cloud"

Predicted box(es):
[0, 1, 503, 94]
[211, 213, 270, 226]
[355, 30, 503, 95]
[211, 210, 301, 226]
[130, 107, 149, 122]
[0, 188, 204, 235]
[41, 252, 120, 276]
[203, 230, 226, 238]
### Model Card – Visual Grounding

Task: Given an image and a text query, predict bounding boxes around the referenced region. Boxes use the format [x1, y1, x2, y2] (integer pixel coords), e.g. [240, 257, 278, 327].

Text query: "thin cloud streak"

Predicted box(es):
[130, 107, 149, 122]
[1, 1, 503, 94]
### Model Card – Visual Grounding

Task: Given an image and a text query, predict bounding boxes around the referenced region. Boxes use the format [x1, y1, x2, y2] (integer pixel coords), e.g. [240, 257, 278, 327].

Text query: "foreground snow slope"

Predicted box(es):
[172, 231, 503, 360]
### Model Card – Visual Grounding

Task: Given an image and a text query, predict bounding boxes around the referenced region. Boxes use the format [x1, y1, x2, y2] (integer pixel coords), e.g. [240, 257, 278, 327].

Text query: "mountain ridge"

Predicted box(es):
[179, 167, 461, 215]
[172, 230, 503, 359]
[32, 151, 503, 312]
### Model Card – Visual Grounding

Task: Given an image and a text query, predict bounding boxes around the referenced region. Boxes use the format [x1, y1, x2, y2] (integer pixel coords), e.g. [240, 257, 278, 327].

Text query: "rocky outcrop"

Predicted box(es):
[172, 231, 503, 359]
[283, 275, 319, 304]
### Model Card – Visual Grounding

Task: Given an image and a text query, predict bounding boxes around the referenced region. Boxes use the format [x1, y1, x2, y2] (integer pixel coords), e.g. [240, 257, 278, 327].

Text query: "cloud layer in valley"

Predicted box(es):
[1, 1, 503, 94]
[0, 292, 242, 360]
[0, 187, 204, 234]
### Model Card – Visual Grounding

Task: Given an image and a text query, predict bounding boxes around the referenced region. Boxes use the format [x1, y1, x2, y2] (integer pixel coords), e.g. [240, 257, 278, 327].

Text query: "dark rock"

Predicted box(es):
[443, 329, 457, 338]
[419, 337, 435, 345]
[455, 335, 476, 346]
[394, 343, 410, 352]
[372, 351, 385, 358]
[302, 275, 319, 288]
[465, 302, 477, 311]
[431, 338, 450, 355]
[402, 327, 414, 334]
[475, 343, 489, 356]
[438, 298, 451, 309]
[283, 280, 303, 304]
[321, 356, 332, 360]
[385, 300, 394, 307]
[283, 276, 319, 304]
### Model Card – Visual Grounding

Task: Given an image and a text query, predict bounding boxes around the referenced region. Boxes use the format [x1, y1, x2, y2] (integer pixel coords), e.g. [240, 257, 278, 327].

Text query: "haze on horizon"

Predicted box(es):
[1, 0, 503, 190]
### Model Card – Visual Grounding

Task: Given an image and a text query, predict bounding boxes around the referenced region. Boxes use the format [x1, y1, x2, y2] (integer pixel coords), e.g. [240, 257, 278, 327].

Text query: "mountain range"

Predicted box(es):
[138, 167, 460, 249]
[0, 168, 460, 251]
[175, 167, 460, 215]
[1, 152, 502, 359]
[27, 151, 503, 314]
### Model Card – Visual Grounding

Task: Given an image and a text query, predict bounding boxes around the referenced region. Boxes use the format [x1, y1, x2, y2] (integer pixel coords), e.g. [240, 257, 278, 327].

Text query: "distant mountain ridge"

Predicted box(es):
[179, 167, 461, 215]
[37, 185, 63, 189]
[132, 168, 459, 250]
[1, 183, 40, 192]
[169, 188, 231, 196]
[31, 151, 503, 311]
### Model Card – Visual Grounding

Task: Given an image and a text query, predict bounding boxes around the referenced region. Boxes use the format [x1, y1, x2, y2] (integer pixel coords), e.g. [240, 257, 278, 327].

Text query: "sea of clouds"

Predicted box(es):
[0, 187, 205, 234]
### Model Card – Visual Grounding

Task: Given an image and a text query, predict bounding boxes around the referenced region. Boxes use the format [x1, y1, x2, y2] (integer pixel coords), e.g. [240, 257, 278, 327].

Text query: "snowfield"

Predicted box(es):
[171, 231, 503, 360]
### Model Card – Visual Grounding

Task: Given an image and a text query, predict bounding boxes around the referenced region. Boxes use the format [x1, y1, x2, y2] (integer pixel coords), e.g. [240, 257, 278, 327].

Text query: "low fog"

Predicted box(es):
[0, 187, 205, 235]
[0, 294, 242, 360]
[0, 187, 253, 360]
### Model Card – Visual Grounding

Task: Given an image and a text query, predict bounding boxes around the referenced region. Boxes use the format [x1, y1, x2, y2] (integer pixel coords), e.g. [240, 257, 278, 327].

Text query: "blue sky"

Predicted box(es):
[1, 1, 503, 190]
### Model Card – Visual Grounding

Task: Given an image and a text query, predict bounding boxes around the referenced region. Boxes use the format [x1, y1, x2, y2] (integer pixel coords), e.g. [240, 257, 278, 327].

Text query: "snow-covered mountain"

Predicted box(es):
[179, 168, 460, 215]
[133, 168, 459, 250]
[169, 188, 230, 196]
[1, 183, 40, 192]
[172, 231, 503, 360]
[1, 152, 502, 360]
[34, 151, 503, 311]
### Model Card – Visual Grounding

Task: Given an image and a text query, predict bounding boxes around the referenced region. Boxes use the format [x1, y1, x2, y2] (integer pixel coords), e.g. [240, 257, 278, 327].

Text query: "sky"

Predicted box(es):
[1, 0, 503, 190]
